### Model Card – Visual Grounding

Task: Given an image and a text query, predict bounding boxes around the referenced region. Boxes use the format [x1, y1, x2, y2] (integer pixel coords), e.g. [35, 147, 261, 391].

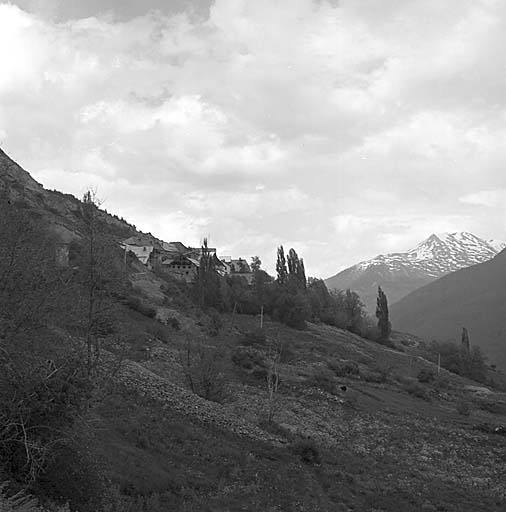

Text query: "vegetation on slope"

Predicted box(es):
[2, 166, 506, 511]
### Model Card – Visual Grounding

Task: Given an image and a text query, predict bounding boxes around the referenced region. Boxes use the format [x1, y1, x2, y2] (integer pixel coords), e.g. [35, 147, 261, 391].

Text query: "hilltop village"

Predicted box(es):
[121, 234, 254, 284]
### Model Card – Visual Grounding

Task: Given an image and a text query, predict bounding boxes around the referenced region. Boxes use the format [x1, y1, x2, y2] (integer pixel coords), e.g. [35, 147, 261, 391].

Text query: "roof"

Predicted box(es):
[122, 235, 164, 251]
[230, 258, 252, 273]
[163, 241, 188, 253]
[162, 255, 200, 268]
[167, 241, 188, 253]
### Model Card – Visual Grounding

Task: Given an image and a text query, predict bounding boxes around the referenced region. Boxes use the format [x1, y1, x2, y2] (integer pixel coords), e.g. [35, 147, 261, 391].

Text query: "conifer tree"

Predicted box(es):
[376, 286, 391, 341]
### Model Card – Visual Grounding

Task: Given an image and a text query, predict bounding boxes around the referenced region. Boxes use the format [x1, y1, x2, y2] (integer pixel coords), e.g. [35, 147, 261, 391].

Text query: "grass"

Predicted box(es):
[77, 303, 506, 511]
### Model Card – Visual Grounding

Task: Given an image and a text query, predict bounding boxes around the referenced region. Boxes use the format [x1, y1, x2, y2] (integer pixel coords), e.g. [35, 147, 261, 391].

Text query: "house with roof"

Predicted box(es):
[161, 253, 200, 282]
[121, 235, 165, 269]
[228, 258, 254, 284]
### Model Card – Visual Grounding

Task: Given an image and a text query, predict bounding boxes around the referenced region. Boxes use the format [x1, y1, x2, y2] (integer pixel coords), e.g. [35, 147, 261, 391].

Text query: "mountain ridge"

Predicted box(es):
[325, 232, 505, 312]
[390, 248, 506, 369]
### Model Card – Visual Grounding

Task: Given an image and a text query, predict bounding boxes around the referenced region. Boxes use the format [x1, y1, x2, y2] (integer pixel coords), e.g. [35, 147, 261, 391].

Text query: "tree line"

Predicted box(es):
[191, 243, 392, 342]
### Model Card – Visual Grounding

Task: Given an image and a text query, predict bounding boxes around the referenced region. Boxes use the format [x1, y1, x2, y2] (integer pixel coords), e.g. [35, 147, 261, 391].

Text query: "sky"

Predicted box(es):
[1, 0, 506, 278]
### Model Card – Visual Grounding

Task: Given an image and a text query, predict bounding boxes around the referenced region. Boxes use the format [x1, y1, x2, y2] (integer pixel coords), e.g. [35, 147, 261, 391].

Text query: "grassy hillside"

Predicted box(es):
[390, 250, 506, 370]
[2, 148, 506, 511]
[67, 267, 506, 511]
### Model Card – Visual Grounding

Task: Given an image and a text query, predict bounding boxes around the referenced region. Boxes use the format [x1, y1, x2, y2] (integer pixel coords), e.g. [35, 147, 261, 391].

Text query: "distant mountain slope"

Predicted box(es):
[325, 232, 505, 312]
[390, 248, 506, 369]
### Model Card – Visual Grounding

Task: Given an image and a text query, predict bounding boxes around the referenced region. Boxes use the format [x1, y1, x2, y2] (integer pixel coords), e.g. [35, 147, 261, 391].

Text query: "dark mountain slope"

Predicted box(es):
[391, 248, 506, 368]
[0, 147, 136, 242]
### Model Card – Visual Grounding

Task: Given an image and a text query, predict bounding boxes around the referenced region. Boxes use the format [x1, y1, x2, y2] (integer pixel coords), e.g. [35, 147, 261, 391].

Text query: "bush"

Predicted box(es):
[240, 328, 267, 347]
[456, 400, 471, 416]
[434, 374, 451, 390]
[126, 296, 157, 318]
[231, 347, 266, 370]
[477, 399, 506, 415]
[273, 291, 311, 330]
[291, 437, 321, 465]
[361, 370, 386, 384]
[311, 366, 337, 394]
[327, 359, 359, 377]
[146, 322, 171, 344]
[417, 369, 436, 384]
[166, 316, 181, 330]
[180, 341, 229, 403]
[402, 378, 429, 399]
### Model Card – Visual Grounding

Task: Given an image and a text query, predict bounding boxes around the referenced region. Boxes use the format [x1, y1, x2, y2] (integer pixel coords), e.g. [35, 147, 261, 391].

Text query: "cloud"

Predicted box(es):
[1, 0, 506, 277]
[459, 189, 506, 207]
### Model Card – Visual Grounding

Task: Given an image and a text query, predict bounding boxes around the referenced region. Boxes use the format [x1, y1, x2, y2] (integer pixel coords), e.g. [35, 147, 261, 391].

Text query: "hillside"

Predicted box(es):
[2, 148, 506, 511]
[0, 147, 136, 243]
[391, 248, 506, 369]
[325, 233, 504, 312]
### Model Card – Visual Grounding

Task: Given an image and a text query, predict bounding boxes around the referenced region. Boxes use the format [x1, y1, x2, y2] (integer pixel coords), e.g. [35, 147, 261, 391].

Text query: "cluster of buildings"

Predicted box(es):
[121, 235, 253, 284]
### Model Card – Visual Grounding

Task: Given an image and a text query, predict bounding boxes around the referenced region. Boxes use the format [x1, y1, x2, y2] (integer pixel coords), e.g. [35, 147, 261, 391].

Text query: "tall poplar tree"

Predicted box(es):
[376, 286, 391, 341]
[276, 245, 288, 285]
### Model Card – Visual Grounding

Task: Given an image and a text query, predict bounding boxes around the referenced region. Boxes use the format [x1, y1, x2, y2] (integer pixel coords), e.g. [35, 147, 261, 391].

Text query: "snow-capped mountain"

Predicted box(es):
[325, 232, 505, 313]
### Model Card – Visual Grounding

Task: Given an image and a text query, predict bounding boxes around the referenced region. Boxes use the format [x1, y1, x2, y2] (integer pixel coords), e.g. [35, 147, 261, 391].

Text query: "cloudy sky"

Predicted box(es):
[1, 0, 506, 277]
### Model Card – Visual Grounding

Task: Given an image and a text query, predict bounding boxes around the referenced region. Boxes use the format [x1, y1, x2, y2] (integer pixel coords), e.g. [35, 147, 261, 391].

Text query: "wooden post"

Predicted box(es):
[260, 304, 264, 329]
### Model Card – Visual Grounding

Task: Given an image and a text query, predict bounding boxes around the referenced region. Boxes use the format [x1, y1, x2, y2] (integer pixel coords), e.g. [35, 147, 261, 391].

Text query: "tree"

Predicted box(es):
[251, 255, 262, 273]
[0, 193, 92, 488]
[193, 238, 225, 310]
[76, 191, 124, 373]
[276, 246, 288, 285]
[376, 286, 391, 341]
[286, 248, 306, 291]
[332, 289, 365, 334]
[461, 327, 470, 354]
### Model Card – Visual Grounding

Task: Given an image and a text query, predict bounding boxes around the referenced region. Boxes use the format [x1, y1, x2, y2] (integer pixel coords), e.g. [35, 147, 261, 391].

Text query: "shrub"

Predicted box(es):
[456, 400, 471, 416]
[433, 374, 451, 390]
[311, 366, 337, 394]
[180, 341, 229, 403]
[0, 483, 39, 512]
[361, 370, 386, 384]
[402, 378, 429, 399]
[231, 347, 266, 370]
[328, 359, 359, 377]
[291, 437, 321, 465]
[417, 369, 436, 384]
[126, 296, 157, 318]
[477, 399, 506, 415]
[240, 328, 267, 347]
[165, 316, 181, 330]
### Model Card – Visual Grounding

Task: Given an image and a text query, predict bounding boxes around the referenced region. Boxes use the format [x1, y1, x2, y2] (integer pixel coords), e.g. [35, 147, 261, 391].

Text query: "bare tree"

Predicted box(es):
[265, 333, 283, 424]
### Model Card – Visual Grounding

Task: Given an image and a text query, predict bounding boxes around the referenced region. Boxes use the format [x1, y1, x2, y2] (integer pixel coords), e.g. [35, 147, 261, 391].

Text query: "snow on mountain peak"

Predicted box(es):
[358, 231, 504, 274]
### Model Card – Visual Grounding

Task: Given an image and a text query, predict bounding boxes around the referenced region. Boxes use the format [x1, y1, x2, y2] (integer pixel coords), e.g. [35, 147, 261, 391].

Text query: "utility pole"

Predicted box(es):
[260, 304, 264, 329]
[438, 353, 441, 374]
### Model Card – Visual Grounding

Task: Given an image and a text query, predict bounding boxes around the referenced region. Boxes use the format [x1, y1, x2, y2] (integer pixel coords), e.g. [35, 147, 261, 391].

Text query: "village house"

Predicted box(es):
[121, 235, 253, 284]
[228, 258, 254, 284]
[121, 235, 165, 269]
